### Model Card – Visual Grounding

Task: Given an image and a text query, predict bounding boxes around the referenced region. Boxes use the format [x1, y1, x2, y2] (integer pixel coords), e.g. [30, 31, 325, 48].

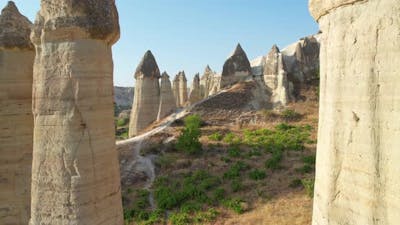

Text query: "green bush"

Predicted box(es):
[249, 169, 266, 180]
[212, 188, 226, 201]
[265, 150, 283, 170]
[175, 115, 202, 155]
[228, 145, 241, 158]
[296, 164, 313, 174]
[231, 179, 243, 192]
[223, 132, 241, 145]
[289, 179, 302, 188]
[223, 198, 245, 214]
[116, 118, 129, 127]
[208, 132, 223, 141]
[302, 154, 316, 165]
[193, 208, 219, 223]
[223, 161, 249, 180]
[169, 211, 191, 225]
[281, 109, 302, 121]
[302, 178, 315, 198]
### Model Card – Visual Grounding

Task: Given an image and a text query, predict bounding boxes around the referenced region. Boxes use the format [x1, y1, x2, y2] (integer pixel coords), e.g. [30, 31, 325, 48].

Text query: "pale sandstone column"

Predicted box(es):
[200, 65, 213, 98]
[0, 2, 34, 224]
[157, 72, 176, 120]
[310, 0, 400, 224]
[172, 74, 181, 107]
[30, 1, 123, 224]
[189, 73, 202, 105]
[128, 50, 160, 137]
[178, 71, 188, 106]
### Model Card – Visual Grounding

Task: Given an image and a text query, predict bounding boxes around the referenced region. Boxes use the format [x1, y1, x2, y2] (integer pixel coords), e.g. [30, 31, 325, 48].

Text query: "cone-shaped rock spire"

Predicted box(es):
[129, 50, 161, 137]
[189, 73, 202, 104]
[157, 72, 176, 120]
[0, 2, 34, 224]
[0, 1, 33, 50]
[220, 43, 252, 88]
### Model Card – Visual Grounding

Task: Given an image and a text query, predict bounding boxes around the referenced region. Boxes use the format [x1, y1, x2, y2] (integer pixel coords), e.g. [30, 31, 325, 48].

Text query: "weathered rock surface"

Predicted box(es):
[310, 0, 400, 224]
[0, 2, 34, 224]
[129, 50, 161, 137]
[173, 71, 188, 107]
[200, 65, 221, 97]
[114, 86, 134, 107]
[188, 73, 202, 105]
[157, 72, 176, 120]
[30, 1, 123, 224]
[263, 45, 291, 106]
[220, 44, 252, 89]
[172, 74, 181, 107]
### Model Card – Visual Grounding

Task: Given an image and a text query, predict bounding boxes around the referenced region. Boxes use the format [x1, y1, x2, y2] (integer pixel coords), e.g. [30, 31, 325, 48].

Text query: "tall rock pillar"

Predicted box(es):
[310, 0, 400, 224]
[178, 71, 188, 106]
[220, 44, 251, 89]
[189, 73, 201, 105]
[129, 50, 161, 137]
[30, 1, 123, 224]
[0, 2, 34, 224]
[172, 74, 181, 107]
[157, 72, 176, 120]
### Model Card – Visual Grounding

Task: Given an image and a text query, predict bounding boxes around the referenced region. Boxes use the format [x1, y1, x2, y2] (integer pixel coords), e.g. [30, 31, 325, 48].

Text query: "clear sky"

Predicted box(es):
[1, 0, 318, 87]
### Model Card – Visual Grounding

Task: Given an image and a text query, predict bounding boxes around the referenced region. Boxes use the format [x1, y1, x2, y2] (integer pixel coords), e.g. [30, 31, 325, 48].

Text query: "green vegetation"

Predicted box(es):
[227, 145, 241, 158]
[223, 198, 246, 214]
[249, 169, 266, 181]
[302, 178, 315, 198]
[208, 132, 223, 141]
[117, 118, 129, 127]
[223, 161, 249, 180]
[289, 179, 303, 188]
[175, 115, 202, 155]
[281, 109, 302, 121]
[223, 132, 241, 145]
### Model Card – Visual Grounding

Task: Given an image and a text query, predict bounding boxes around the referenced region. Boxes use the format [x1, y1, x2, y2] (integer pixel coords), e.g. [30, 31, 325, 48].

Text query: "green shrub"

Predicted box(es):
[175, 115, 202, 155]
[223, 198, 245, 214]
[154, 186, 179, 210]
[208, 132, 223, 141]
[249, 169, 266, 180]
[223, 161, 249, 180]
[223, 132, 241, 145]
[302, 155, 316, 165]
[302, 178, 315, 198]
[212, 188, 226, 201]
[194, 208, 219, 223]
[169, 211, 191, 225]
[281, 109, 302, 121]
[116, 118, 129, 127]
[296, 164, 313, 174]
[228, 145, 241, 158]
[231, 179, 243, 192]
[265, 150, 283, 170]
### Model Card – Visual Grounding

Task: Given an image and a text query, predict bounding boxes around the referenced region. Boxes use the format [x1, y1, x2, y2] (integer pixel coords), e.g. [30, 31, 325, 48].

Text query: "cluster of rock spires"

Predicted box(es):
[128, 36, 321, 135]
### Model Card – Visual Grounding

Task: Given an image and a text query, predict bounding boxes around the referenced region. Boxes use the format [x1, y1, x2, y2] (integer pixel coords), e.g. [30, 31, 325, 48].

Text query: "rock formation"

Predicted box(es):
[0, 2, 34, 224]
[30, 1, 123, 224]
[189, 73, 202, 104]
[157, 72, 176, 120]
[310, 0, 400, 224]
[129, 50, 161, 137]
[200, 65, 220, 98]
[172, 74, 181, 107]
[263, 45, 291, 106]
[173, 71, 188, 107]
[220, 43, 252, 89]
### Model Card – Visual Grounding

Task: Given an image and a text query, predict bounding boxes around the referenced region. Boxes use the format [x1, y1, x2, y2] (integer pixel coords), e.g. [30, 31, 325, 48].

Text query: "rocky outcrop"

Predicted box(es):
[129, 51, 161, 137]
[114, 86, 134, 107]
[0, 2, 34, 224]
[263, 45, 291, 106]
[157, 72, 176, 120]
[172, 74, 181, 107]
[220, 44, 252, 89]
[189, 73, 202, 104]
[310, 0, 400, 224]
[30, 1, 123, 224]
[173, 71, 188, 107]
[200, 65, 220, 98]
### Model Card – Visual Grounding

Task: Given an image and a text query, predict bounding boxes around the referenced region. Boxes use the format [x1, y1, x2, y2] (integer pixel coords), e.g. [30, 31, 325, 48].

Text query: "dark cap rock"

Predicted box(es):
[0, 1, 33, 50]
[222, 43, 251, 77]
[135, 50, 161, 79]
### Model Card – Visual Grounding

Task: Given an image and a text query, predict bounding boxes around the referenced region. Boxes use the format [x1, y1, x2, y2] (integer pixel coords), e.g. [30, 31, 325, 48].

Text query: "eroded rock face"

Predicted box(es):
[220, 44, 252, 89]
[30, 1, 123, 224]
[310, 0, 400, 224]
[0, 2, 34, 224]
[263, 45, 291, 106]
[157, 72, 176, 120]
[129, 50, 160, 137]
[172, 74, 181, 107]
[189, 73, 202, 105]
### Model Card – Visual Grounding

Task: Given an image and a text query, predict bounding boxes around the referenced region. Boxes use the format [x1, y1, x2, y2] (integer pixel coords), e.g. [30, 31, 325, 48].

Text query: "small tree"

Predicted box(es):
[176, 114, 202, 155]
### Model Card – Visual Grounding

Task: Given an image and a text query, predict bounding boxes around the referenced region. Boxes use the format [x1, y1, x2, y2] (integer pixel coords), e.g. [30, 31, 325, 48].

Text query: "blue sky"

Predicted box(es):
[1, 0, 318, 87]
